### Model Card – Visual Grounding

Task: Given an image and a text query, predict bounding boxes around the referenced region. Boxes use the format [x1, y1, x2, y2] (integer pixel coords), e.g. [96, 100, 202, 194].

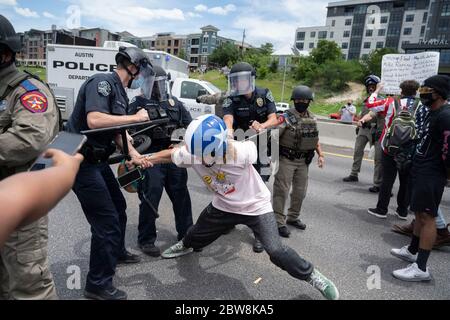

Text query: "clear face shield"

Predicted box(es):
[228, 71, 255, 97]
[137, 64, 155, 100]
[153, 75, 171, 102]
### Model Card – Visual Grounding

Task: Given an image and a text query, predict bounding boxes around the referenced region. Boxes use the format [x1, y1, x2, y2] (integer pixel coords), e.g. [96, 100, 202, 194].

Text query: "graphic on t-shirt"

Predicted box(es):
[202, 172, 236, 196]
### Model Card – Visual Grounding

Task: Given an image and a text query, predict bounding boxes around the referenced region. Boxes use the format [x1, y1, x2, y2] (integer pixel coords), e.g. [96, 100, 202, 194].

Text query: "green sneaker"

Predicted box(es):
[161, 241, 193, 259]
[308, 269, 339, 300]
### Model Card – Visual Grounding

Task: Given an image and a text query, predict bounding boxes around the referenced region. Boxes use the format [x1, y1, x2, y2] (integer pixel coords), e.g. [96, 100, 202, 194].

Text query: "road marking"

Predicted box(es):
[323, 151, 374, 162]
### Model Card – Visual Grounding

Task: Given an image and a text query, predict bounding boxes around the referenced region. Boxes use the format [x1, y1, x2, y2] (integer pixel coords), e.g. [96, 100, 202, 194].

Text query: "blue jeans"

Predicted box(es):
[137, 163, 193, 245]
[73, 162, 127, 291]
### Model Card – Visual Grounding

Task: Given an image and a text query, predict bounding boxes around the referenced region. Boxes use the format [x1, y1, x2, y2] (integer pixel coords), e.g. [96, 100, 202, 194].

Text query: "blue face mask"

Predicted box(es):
[130, 77, 144, 90]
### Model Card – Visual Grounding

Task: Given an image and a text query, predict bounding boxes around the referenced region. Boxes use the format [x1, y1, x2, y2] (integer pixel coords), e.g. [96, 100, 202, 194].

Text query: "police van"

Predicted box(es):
[46, 43, 220, 120]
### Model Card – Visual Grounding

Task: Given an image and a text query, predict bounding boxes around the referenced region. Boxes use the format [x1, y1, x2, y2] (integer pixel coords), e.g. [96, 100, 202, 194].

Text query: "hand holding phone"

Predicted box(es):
[30, 132, 87, 171]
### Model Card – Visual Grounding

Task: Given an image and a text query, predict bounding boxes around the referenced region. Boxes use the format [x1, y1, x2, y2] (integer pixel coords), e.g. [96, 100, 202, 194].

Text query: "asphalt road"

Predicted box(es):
[48, 145, 450, 300]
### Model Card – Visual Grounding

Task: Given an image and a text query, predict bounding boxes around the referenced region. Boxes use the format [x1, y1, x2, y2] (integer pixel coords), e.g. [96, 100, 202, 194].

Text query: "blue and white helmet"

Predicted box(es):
[185, 114, 228, 160]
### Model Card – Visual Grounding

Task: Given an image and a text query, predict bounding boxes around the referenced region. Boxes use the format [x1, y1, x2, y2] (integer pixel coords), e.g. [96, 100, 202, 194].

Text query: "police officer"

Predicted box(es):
[66, 46, 153, 300]
[128, 66, 193, 257]
[273, 86, 324, 237]
[0, 15, 59, 300]
[222, 62, 279, 253]
[343, 75, 383, 192]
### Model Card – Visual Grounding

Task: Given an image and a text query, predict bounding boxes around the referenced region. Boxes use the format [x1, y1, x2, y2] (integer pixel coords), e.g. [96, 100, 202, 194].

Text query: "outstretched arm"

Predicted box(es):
[0, 149, 83, 247]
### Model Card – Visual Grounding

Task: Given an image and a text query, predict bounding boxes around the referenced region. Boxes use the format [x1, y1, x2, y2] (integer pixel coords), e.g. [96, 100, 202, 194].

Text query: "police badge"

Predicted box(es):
[98, 81, 112, 97]
[256, 97, 264, 107]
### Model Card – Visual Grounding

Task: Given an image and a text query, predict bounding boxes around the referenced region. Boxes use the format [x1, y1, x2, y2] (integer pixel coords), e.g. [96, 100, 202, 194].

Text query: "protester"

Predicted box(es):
[340, 100, 356, 124]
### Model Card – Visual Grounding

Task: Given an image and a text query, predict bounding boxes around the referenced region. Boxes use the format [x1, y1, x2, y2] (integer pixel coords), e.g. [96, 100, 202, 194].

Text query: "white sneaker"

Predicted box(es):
[390, 245, 417, 263]
[161, 241, 193, 259]
[392, 263, 431, 282]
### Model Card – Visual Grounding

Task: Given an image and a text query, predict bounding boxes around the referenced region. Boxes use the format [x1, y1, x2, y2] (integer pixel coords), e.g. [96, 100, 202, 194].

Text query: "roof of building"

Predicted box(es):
[201, 25, 220, 32]
[327, 0, 393, 8]
[272, 44, 296, 56]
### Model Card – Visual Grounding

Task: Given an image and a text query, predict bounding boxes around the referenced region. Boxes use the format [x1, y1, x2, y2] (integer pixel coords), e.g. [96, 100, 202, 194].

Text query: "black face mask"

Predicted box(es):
[294, 102, 310, 113]
[0, 47, 13, 69]
[420, 93, 436, 107]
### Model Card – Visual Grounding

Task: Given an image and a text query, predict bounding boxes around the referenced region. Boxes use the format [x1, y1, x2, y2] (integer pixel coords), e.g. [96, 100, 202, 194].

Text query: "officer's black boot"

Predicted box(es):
[84, 287, 128, 300]
[139, 243, 161, 257]
[278, 226, 291, 238]
[252, 238, 264, 253]
[343, 175, 359, 182]
[117, 250, 141, 264]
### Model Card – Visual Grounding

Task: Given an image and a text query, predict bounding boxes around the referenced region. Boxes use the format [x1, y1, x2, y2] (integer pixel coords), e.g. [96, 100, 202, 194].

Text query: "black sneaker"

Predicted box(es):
[84, 287, 127, 300]
[278, 226, 291, 238]
[252, 239, 264, 253]
[343, 175, 358, 182]
[117, 250, 141, 264]
[395, 209, 408, 221]
[369, 186, 380, 193]
[367, 208, 387, 219]
[287, 219, 306, 230]
[139, 243, 161, 257]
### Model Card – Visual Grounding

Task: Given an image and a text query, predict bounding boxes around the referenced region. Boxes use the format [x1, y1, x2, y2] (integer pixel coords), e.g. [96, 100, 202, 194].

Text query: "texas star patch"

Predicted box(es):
[20, 92, 48, 113]
[97, 81, 112, 97]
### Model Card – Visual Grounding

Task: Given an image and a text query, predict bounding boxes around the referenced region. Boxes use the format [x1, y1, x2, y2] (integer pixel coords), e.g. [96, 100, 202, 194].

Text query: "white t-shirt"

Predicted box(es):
[172, 140, 273, 216]
[341, 104, 356, 123]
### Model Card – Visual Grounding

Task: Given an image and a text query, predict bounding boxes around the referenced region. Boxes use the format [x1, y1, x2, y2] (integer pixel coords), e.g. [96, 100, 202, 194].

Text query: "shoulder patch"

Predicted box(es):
[20, 79, 39, 93]
[266, 90, 275, 103]
[97, 81, 112, 97]
[20, 91, 48, 113]
[223, 98, 232, 109]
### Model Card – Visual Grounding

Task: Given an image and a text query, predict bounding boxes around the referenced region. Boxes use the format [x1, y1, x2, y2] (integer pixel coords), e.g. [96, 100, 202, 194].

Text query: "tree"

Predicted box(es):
[360, 48, 398, 77]
[209, 43, 240, 67]
[177, 48, 187, 61]
[260, 43, 274, 56]
[269, 59, 278, 73]
[310, 40, 343, 65]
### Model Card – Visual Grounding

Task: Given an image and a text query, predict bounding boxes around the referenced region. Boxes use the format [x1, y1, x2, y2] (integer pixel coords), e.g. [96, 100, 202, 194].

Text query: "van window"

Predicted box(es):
[180, 81, 205, 99]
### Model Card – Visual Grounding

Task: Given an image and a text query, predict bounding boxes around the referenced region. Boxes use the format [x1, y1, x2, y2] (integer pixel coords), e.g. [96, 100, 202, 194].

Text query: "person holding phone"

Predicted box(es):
[66, 46, 153, 300]
[0, 149, 83, 248]
[340, 100, 356, 124]
[0, 15, 60, 300]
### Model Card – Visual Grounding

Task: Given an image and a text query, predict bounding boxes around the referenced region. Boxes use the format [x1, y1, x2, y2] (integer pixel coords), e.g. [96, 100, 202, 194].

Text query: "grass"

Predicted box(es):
[190, 70, 362, 116]
[18, 66, 47, 81]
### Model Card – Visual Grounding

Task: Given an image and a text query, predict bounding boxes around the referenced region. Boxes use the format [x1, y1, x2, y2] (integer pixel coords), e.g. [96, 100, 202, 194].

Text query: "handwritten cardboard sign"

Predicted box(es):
[381, 52, 440, 95]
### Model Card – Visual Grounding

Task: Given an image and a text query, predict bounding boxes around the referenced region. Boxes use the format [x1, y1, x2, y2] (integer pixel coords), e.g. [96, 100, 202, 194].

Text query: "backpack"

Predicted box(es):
[383, 98, 419, 157]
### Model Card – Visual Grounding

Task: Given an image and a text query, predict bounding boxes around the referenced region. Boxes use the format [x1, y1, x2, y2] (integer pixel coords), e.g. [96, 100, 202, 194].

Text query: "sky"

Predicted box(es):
[0, 0, 331, 49]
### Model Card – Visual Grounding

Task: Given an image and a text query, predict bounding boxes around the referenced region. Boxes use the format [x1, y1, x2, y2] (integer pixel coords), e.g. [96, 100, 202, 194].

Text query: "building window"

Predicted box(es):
[318, 31, 327, 39]
[378, 29, 386, 36]
[441, 49, 450, 65]
[376, 41, 384, 48]
[202, 56, 207, 63]
[297, 32, 305, 41]
[420, 25, 426, 37]
[343, 30, 350, 38]
[332, 20, 336, 27]
[365, 29, 373, 37]
[203, 37, 208, 44]
[167, 40, 172, 46]
[363, 42, 371, 49]
[345, 19, 352, 26]
[309, 42, 314, 49]
[405, 14, 414, 22]
[342, 42, 349, 49]
[296, 42, 304, 50]
[330, 31, 334, 38]
[167, 48, 171, 54]
[403, 27, 412, 35]
[202, 47, 208, 53]
[422, 12, 428, 23]
[174, 39, 179, 47]
[190, 48, 199, 54]
[402, 40, 410, 46]
[310, 31, 316, 38]
[191, 38, 199, 45]
[180, 81, 205, 99]
[442, 4, 450, 16]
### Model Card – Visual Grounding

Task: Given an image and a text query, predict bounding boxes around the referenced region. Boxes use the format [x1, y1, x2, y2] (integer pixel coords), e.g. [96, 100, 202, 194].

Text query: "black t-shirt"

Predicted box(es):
[413, 103, 450, 177]
[66, 72, 129, 149]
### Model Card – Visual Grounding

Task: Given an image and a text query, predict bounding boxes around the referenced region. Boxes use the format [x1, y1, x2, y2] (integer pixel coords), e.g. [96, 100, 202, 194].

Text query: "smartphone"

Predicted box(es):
[29, 132, 87, 171]
[117, 167, 143, 188]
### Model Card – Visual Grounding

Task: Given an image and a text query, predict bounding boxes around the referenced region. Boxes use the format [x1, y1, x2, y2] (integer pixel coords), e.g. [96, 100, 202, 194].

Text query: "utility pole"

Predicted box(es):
[241, 29, 246, 58]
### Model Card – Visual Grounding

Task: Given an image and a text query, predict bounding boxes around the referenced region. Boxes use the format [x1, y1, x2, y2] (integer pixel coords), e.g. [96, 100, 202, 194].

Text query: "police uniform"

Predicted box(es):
[222, 87, 277, 181]
[129, 95, 193, 248]
[272, 108, 319, 227]
[66, 72, 130, 293]
[349, 101, 383, 187]
[0, 63, 59, 300]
